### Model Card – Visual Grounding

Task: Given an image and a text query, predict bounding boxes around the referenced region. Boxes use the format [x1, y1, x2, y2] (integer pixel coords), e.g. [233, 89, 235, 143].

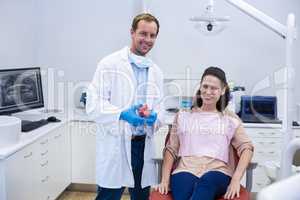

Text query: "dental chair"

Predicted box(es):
[150, 131, 257, 200]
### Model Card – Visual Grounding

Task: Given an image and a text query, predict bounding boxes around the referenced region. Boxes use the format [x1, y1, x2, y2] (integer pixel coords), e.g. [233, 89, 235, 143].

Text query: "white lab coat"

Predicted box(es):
[86, 47, 165, 188]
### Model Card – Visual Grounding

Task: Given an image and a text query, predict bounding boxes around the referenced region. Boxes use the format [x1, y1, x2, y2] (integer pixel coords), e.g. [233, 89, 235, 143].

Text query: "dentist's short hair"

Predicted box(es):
[131, 13, 160, 35]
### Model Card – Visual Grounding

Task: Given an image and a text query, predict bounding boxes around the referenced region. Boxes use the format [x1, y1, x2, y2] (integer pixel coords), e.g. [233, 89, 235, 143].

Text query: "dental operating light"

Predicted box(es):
[190, 0, 230, 35]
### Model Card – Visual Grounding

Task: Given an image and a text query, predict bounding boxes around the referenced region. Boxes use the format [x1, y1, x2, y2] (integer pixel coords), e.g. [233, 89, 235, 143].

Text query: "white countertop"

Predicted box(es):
[0, 119, 68, 160]
[0, 107, 91, 160]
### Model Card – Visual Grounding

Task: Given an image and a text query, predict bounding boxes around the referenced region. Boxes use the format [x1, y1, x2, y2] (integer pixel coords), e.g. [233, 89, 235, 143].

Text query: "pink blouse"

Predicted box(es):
[165, 109, 254, 177]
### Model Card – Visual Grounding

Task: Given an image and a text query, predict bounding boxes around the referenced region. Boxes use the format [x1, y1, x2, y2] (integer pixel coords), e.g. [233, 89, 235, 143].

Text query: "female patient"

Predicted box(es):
[155, 67, 254, 200]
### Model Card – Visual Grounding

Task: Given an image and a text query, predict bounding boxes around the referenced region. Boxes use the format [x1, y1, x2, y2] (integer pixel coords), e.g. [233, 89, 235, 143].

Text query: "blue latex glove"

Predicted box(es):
[145, 110, 157, 126]
[120, 104, 144, 126]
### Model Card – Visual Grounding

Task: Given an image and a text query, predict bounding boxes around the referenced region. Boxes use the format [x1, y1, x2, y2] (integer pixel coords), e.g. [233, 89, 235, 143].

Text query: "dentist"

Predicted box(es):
[86, 13, 165, 200]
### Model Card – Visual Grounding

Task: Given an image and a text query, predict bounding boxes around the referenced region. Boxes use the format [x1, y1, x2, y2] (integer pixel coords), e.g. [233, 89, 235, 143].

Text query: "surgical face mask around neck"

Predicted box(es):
[129, 52, 152, 69]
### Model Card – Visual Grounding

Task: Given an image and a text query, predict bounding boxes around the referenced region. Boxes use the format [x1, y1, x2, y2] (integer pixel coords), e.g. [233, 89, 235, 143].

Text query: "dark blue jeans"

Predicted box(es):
[170, 171, 231, 200]
[95, 138, 150, 200]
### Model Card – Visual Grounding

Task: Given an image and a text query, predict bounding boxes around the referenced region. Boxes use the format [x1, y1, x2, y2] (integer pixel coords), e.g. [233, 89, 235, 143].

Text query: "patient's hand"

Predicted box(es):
[154, 181, 169, 195]
[223, 178, 240, 199]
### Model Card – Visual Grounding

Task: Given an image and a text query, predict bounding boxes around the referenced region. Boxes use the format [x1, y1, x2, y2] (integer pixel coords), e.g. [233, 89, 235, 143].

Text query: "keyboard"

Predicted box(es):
[243, 119, 282, 124]
[21, 119, 49, 132]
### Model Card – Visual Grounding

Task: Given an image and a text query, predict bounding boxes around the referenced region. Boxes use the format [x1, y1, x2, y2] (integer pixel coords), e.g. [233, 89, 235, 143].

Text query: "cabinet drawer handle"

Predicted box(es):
[269, 151, 275, 154]
[24, 152, 33, 158]
[41, 160, 49, 167]
[41, 150, 48, 156]
[40, 139, 48, 145]
[41, 176, 49, 183]
[54, 134, 62, 139]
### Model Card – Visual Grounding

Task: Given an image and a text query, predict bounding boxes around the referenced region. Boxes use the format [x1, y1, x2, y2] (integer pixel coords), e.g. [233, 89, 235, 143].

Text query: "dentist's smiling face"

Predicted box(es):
[200, 75, 225, 107]
[130, 20, 158, 56]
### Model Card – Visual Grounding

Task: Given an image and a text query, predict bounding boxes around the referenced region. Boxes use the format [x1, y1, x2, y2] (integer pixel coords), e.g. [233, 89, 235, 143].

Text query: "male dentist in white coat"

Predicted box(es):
[86, 13, 165, 200]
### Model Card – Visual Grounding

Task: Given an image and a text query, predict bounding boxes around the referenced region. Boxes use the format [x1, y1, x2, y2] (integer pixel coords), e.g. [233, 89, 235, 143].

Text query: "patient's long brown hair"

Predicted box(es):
[194, 66, 230, 112]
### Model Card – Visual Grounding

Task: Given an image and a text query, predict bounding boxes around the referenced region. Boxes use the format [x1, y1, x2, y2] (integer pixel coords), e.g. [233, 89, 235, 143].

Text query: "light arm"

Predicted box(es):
[226, 0, 288, 38]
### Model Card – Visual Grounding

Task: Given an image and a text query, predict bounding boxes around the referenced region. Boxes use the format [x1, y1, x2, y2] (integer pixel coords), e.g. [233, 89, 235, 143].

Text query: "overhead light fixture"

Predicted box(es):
[190, 0, 230, 35]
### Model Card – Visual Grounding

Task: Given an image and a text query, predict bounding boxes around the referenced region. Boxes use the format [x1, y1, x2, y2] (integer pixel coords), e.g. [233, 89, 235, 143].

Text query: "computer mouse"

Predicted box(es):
[293, 121, 300, 126]
[47, 116, 61, 122]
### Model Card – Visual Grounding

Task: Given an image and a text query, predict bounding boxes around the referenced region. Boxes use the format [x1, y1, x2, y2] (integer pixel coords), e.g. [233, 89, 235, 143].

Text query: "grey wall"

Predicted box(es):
[32, 0, 135, 109]
[34, 0, 136, 81]
[0, 0, 299, 118]
[150, 0, 300, 93]
[1, 0, 137, 110]
[0, 0, 37, 67]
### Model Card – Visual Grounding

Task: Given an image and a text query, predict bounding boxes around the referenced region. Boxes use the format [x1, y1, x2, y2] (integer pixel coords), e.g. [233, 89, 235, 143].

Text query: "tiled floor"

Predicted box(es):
[57, 191, 130, 200]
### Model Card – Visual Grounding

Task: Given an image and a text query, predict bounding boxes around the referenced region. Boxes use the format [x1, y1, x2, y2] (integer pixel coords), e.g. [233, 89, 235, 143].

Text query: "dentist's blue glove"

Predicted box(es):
[145, 110, 157, 126]
[120, 104, 145, 126]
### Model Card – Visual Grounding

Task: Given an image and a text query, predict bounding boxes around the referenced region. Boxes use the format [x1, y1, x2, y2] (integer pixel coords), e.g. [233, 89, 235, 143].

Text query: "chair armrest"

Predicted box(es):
[154, 158, 258, 192]
[153, 158, 163, 182]
[246, 162, 258, 191]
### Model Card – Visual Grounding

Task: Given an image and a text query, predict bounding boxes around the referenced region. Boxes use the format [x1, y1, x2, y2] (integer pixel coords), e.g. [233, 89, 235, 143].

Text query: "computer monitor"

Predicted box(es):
[0, 67, 44, 115]
[239, 95, 278, 123]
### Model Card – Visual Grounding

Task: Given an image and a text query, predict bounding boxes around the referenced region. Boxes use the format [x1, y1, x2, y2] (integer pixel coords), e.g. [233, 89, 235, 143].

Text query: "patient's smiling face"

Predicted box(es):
[200, 75, 225, 108]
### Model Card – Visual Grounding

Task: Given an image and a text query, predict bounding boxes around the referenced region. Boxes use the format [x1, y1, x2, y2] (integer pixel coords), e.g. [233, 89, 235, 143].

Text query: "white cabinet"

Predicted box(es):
[154, 125, 169, 159]
[294, 129, 300, 138]
[244, 127, 300, 192]
[4, 122, 71, 200]
[245, 127, 282, 192]
[36, 135, 52, 200]
[48, 124, 71, 198]
[5, 143, 38, 200]
[247, 128, 282, 162]
[70, 121, 96, 184]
